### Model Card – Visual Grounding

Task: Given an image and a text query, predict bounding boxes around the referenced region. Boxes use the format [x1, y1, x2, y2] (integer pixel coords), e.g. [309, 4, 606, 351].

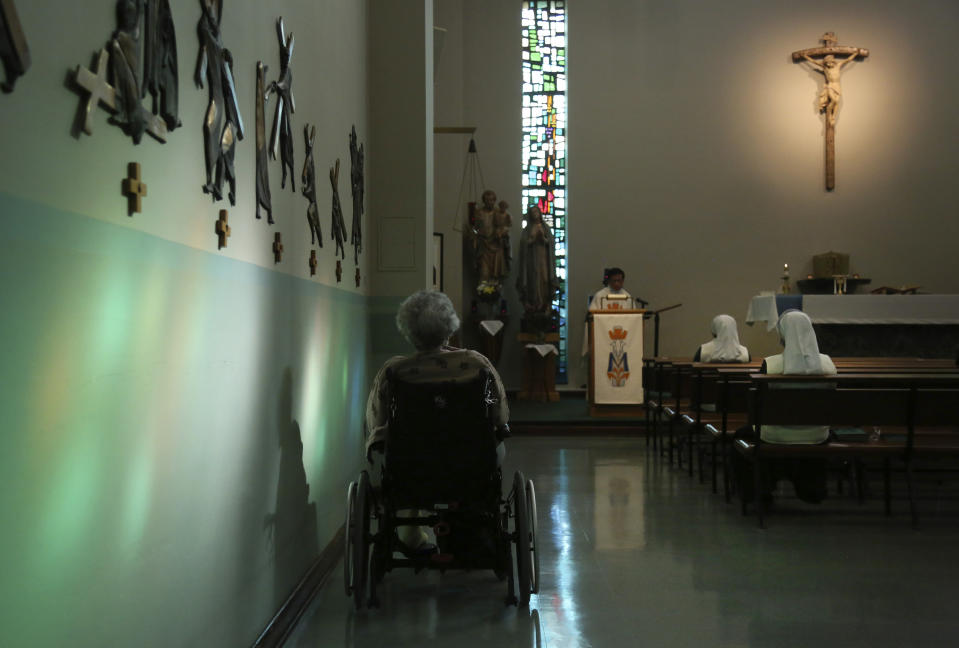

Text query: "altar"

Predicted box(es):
[746, 294, 959, 357]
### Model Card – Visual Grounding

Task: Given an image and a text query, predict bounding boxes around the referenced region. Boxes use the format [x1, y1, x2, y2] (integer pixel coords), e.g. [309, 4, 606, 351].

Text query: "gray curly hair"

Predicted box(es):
[396, 290, 461, 351]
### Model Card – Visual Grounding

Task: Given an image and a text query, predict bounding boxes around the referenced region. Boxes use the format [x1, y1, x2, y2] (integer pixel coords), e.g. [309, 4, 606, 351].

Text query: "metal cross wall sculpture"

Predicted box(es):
[254, 60, 273, 223]
[196, 0, 244, 204]
[70, 0, 180, 143]
[349, 125, 365, 265]
[301, 124, 322, 245]
[792, 32, 869, 191]
[270, 17, 295, 192]
[329, 158, 347, 260]
[0, 0, 30, 92]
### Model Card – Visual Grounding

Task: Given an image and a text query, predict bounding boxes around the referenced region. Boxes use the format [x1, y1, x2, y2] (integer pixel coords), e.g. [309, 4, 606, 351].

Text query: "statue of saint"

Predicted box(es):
[515, 206, 558, 314]
[468, 189, 511, 288]
[802, 51, 859, 126]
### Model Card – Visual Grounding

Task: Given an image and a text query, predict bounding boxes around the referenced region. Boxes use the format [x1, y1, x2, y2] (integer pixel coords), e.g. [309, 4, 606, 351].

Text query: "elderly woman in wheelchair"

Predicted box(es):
[346, 291, 539, 608]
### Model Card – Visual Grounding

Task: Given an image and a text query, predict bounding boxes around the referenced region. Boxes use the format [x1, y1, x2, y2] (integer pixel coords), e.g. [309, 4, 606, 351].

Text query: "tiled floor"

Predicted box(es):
[286, 437, 959, 647]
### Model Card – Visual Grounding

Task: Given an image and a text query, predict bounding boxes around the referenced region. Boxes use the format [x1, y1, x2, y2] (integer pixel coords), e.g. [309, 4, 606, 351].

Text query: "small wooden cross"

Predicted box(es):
[355, 267, 361, 287]
[273, 232, 284, 263]
[122, 162, 147, 215]
[792, 33, 869, 190]
[335, 260, 342, 283]
[215, 210, 231, 249]
[309, 250, 317, 276]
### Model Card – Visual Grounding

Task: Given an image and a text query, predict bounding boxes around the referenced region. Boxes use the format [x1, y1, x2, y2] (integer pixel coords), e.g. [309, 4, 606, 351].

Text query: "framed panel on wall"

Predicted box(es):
[432, 232, 444, 291]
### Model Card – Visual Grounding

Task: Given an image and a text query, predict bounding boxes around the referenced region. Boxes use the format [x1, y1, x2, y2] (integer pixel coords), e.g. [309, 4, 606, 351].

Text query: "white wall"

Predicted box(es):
[435, 0, 959, 389]
[0, 2, 371, 645]
[1, 0, 370, 287]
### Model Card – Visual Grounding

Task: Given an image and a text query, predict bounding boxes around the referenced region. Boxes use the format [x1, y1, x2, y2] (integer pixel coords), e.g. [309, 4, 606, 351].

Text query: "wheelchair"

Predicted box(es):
[345, 367, 539, 608]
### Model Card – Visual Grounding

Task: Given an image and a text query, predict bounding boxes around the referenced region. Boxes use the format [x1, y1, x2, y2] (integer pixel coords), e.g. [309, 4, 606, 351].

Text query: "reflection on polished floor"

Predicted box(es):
[286, 437, 959, 647]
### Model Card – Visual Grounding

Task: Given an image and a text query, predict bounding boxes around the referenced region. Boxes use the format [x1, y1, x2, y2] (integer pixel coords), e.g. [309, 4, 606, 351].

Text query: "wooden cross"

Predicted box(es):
[215, 210, 231, 249]
[73, 47, 168, 142]
[273, 232, 284, 263]
[792, 33, 868, 190]
[122, 162, 147, 215]
[309, 250, 317, 276]
[335, 260, 342, 283]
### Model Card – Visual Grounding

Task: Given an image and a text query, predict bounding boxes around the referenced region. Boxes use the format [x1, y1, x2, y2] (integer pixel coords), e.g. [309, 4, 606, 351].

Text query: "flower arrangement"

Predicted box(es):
[476, 280, 501, 302]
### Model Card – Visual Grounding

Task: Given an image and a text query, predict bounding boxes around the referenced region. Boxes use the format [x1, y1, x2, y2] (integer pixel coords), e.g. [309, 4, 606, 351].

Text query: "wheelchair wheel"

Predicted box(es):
[349, 471, 373, 609]
[526, 479, 540, 595]
[344, 481, 357, 597]
[513, 471, 532, 605]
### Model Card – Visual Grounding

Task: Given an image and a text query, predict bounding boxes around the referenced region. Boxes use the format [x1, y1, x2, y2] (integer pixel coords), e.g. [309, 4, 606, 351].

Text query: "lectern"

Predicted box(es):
[587, 308, 646, 417]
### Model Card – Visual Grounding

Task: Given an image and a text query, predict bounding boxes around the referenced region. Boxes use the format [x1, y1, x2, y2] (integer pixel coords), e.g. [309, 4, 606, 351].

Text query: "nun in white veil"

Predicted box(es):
[732, 309, 835, 505]
[695, 314, 750, 363]
[763, 310, 837, 375]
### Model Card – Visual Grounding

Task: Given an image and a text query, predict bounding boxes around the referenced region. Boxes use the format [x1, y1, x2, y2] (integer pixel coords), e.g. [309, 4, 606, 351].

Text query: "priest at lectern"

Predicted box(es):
[583, 266, 646, 410]
[589, 267, 635, 311]
[583, 267, 636, 359]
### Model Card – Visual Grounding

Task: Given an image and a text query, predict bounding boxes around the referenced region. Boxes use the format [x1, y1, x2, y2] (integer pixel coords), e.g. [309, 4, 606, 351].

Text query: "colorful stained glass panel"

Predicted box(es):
[522, 0, 568, 381]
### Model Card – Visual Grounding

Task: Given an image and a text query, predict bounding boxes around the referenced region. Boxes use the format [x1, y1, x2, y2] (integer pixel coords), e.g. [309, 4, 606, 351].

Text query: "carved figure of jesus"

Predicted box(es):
[802, 51, 859, 126]
[792, 33, 868, 191]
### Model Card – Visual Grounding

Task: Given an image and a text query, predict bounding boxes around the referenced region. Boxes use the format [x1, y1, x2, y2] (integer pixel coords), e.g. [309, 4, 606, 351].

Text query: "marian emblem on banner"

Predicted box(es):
[606, 326, 630, 387]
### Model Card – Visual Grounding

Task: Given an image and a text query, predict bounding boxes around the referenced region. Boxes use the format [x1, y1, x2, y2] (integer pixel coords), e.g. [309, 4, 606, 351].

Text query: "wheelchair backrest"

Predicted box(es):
[384, 367, 500, 506]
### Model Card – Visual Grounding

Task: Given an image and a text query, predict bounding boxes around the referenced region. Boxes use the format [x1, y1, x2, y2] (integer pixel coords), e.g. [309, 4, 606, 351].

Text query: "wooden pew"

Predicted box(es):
[689, 360, 959, 498]
[646, 356, 958, 484]
[734, 373, 959, 528]
[670, 361, 758, 478]
[644, 357, 692, 461]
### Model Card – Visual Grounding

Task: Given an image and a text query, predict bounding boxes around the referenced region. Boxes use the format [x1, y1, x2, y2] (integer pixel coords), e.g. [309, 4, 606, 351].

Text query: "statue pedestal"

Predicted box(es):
[517, 333, 560, 402]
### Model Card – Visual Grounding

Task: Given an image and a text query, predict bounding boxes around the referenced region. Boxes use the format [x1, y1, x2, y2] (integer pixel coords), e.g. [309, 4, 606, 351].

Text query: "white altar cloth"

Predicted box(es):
[802, 295, 959, 324]
[746, 294, 959, 330]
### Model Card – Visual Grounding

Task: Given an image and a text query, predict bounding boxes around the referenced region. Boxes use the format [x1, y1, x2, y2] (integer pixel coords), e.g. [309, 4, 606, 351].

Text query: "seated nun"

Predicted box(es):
[762, 309, 837, 377]
[759, 309, 837, 445]
[733, 310, 836, 504]
[693, 314, 750, 363]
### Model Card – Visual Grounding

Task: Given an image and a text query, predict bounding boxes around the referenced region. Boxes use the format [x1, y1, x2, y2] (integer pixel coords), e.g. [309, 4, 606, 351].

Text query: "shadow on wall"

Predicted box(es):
[265, 368, 319, 606]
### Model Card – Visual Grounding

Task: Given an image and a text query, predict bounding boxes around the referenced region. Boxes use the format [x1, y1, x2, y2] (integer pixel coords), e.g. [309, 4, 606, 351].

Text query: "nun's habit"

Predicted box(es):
[696, 314, 750, 363]
[763, 310, 837, 376]
[760, 310, 837, 444]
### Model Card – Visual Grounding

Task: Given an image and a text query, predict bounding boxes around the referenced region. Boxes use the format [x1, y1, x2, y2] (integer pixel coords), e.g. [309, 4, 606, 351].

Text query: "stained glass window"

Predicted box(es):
[522, 0, 568, 382]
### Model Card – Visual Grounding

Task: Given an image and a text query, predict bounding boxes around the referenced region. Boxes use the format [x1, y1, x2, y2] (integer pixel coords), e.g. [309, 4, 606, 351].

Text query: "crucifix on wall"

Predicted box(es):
[792, 33, 868, 190]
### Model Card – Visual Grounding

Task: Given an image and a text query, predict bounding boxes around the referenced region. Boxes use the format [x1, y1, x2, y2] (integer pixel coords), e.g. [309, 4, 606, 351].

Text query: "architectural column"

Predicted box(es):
[368, 0, 435, 298]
